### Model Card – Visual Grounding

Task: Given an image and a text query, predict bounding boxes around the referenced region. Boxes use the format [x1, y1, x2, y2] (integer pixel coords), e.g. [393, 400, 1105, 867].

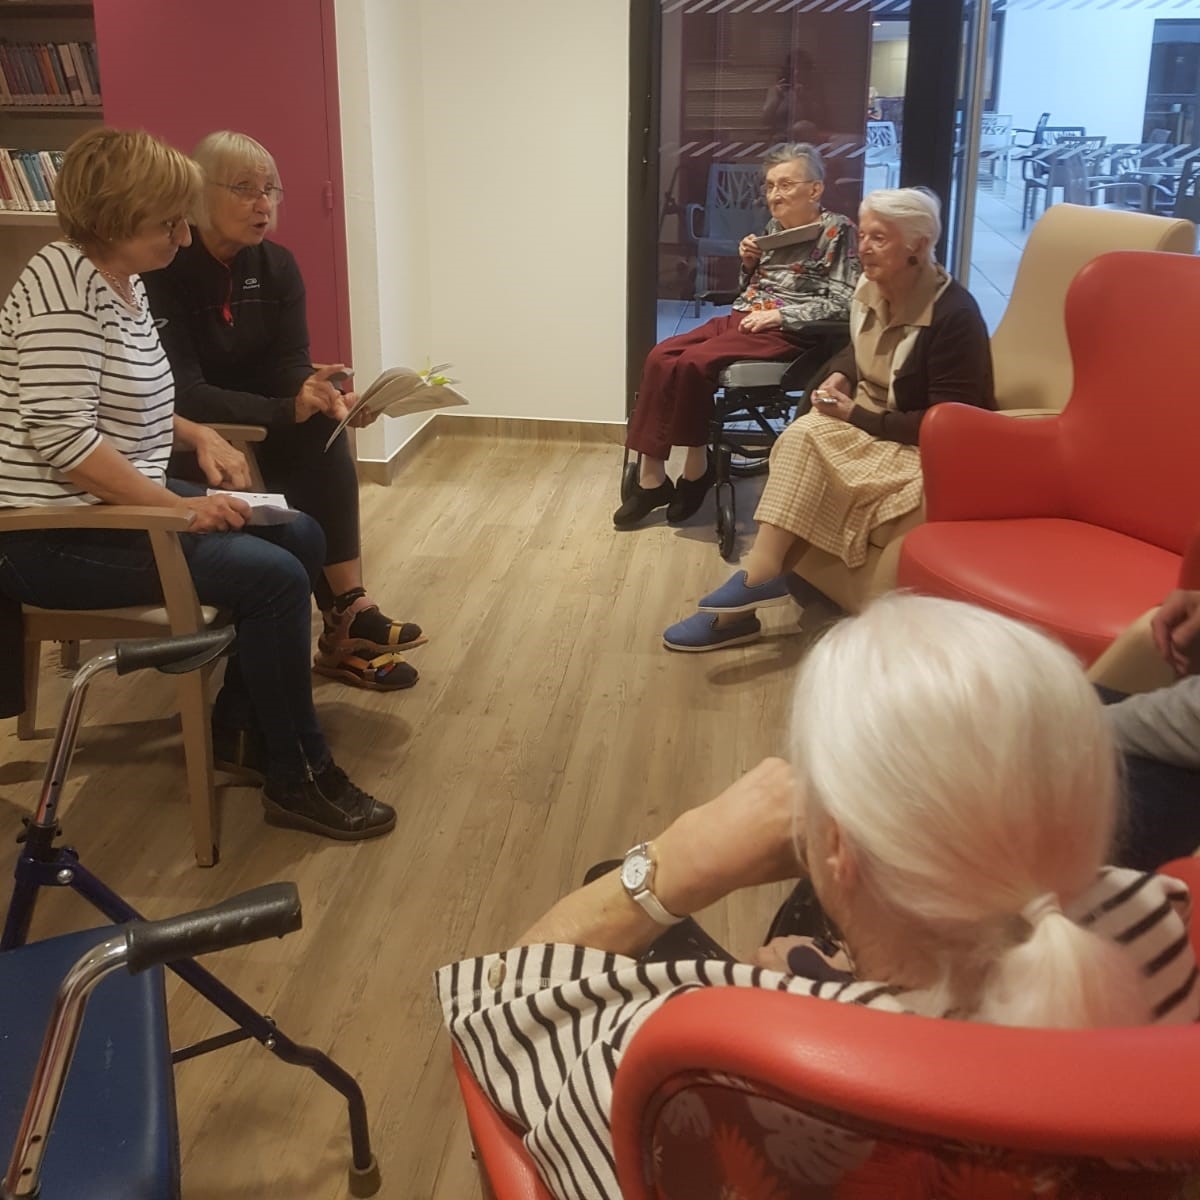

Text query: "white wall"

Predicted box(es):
[998, 4, 1200, 144]
[335, 0, 432, 461]
[337, 0, 631, 462]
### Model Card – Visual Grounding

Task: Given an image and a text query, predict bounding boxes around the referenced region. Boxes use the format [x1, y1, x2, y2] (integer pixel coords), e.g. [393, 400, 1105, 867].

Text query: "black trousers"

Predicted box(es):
[255, 415, 361, 611]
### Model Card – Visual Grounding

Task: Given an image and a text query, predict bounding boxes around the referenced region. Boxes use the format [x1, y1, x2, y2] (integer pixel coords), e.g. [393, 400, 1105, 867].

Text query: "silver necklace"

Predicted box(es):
[95, 264, 142, 312]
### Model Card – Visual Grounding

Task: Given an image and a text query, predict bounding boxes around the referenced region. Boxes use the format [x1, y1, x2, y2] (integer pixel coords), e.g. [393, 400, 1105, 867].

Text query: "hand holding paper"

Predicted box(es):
[206, 490, 301, 526]
[323, 362, 467, 451]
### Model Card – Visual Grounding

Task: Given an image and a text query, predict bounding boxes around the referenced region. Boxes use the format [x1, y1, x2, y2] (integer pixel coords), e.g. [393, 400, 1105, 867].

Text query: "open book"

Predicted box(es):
[323, 363, 467, 451]
[754, 221, 823, 252]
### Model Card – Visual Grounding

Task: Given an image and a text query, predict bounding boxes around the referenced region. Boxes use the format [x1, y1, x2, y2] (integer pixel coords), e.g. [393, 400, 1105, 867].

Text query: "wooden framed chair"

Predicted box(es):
[0, 503, 229, 867]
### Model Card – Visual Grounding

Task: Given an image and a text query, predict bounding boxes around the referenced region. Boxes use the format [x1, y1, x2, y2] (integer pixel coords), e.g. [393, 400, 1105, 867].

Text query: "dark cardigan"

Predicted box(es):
[827, 277, 995, 446]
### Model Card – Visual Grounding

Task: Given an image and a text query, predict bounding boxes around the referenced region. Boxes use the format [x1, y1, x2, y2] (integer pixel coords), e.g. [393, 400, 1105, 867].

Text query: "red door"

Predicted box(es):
[93, 0, 351, 363]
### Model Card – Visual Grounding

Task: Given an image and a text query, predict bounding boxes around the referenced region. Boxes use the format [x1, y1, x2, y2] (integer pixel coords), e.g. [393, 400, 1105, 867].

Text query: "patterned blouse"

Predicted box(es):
[438, 867, 1199, 1200]
[732, 210, 860, 333]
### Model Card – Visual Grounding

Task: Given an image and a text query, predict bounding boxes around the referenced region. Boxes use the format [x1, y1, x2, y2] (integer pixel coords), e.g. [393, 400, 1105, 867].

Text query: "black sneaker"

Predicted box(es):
[667, 461, 715, 524]
[262, 763, 396, 841]
[613, 479, 675, 530]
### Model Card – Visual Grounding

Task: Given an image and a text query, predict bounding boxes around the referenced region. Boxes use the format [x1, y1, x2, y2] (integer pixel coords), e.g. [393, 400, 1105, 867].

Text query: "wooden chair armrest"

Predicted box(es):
[207, 423, 268, 444]
[0, 505, 192, 534]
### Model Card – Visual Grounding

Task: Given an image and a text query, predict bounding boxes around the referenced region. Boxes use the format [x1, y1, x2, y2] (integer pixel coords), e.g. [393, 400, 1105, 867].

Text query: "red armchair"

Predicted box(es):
[450, 862, 1200, 1200]
[897, 250, 1200, 665]
[609, 861, 1200, 1200]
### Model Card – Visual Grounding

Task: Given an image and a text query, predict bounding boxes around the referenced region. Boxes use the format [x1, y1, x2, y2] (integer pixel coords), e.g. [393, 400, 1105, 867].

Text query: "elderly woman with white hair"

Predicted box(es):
[664, 186, 995, 651]
[439, 594, 1198, 1200]
[143, 131, 423, 711]
[615, 142, 860, 530]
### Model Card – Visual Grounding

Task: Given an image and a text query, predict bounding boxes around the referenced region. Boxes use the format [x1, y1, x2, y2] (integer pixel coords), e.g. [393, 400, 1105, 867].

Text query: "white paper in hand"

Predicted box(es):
[206, 490, 300, 526]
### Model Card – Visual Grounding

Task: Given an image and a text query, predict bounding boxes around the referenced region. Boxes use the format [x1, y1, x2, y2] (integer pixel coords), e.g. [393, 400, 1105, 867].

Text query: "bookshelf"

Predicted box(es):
[0, 0, 103, 295]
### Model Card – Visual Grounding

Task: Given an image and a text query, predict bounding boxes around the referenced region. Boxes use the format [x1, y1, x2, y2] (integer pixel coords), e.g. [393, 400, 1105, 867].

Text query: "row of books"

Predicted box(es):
[0, 42, 101, 108]
[0, 147, 63, 212]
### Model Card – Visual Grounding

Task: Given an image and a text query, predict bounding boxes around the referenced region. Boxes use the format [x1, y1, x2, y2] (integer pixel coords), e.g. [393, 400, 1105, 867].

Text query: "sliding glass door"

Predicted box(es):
[627, 0, 967, 410]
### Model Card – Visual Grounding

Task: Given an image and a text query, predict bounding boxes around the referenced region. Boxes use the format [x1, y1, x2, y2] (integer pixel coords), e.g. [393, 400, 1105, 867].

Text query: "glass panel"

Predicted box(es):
[951, 0, 1200, 333]
[654, 2, 907, 345]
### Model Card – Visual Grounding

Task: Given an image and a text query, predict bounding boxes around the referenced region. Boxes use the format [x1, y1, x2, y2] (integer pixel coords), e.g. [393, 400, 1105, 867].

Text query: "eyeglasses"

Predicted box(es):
[160, 216, 186, 237]
[214, 182, 284, 204]
[763, 178, 813, 197]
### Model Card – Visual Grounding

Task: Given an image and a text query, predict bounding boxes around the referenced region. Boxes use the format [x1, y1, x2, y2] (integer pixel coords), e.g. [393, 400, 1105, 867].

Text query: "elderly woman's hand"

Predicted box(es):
[193, 427, 251, 491]
[1151, 589, 1200, 675]
[811, 382, 855, 422]
[655, 757, 803, 917]
[296, 364, 352, 424]
[738, 234, 763, 270]
[739, 308, 783, 334]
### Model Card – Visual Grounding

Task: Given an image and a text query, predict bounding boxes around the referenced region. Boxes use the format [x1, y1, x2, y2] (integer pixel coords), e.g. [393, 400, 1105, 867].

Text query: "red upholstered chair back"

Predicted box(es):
[1056, 252, 1200, 553]
[611, 858, 1200, 1200]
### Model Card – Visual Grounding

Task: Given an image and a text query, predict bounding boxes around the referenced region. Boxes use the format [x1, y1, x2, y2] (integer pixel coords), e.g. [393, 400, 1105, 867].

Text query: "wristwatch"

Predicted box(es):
[620, 842, 684, 926]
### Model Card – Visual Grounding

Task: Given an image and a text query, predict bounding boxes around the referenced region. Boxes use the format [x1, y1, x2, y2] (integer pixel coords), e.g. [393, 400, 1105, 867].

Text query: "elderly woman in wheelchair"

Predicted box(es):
[614, 142, 860, 531]
[0, 128, 392, 842]
[664, 186, 995, 652]
[441, 594, 1198, 1199]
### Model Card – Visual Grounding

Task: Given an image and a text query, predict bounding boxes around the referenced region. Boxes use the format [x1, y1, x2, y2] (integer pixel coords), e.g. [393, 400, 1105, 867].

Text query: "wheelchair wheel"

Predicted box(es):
[716, 498, 736, 561]
[728, 454, 770, 479]
[621, 461, 639, 501]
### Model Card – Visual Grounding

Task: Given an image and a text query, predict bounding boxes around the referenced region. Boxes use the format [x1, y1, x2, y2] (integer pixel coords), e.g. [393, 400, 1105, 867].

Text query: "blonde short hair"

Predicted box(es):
[191, 130, 282, 233]
[55, 127, 200, 250]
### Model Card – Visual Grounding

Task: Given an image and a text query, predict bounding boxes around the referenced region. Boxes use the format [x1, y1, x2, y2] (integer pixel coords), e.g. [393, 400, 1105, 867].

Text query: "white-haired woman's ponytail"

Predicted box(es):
[977, 894, 1149, 1029]
[792, 594, 1150, 1031]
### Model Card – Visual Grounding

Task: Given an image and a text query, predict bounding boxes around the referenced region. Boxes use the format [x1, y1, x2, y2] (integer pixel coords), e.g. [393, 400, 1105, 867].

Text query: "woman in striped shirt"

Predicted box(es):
[439, 594, 1198, 1199]
[0, 128, 392, 842]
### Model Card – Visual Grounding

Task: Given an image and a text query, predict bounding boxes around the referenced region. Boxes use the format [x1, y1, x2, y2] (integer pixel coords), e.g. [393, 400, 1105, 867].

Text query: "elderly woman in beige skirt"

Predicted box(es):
[664, 188, 995, 651]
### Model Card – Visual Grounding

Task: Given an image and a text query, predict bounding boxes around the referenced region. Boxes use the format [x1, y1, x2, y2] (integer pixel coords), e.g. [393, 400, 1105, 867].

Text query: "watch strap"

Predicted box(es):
[623, 841, 685, 927]
[633, 886, 684, 927]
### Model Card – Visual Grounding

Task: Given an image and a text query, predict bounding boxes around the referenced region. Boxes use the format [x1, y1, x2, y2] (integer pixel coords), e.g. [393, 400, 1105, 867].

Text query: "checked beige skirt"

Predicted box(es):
[754, 410, 922, 569]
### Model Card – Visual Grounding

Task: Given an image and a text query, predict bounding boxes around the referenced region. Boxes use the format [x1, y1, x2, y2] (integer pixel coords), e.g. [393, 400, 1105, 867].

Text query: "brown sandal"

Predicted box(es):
[313, 648, 419, 691]
[320, 592, 426, 655]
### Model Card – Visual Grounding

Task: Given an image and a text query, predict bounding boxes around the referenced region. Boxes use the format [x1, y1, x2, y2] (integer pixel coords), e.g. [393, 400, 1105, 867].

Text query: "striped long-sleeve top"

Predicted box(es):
[0, 241, 174, 507]
[437, 867, 1199, 1200]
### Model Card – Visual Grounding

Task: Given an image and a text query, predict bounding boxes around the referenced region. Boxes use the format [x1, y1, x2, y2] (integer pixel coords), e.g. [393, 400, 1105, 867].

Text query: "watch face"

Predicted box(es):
[621, 853, 650, 891]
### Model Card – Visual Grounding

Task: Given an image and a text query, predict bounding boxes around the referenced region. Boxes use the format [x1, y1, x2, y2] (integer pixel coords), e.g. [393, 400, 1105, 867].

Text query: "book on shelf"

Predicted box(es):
[0, 147, 62, 212]
[0, 41, 101, 108]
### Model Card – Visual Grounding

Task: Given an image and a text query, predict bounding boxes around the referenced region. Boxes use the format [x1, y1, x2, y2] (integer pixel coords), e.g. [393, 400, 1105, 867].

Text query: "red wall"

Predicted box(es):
[93, 0, 351, 364]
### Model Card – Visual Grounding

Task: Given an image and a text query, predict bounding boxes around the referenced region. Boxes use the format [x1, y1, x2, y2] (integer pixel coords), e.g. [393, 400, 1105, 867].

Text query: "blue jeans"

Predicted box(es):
[0, 481, 329, 785]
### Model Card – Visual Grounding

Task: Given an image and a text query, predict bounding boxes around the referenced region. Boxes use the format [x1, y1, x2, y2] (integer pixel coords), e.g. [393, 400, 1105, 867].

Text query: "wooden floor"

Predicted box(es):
[0, 430, 836, 1199]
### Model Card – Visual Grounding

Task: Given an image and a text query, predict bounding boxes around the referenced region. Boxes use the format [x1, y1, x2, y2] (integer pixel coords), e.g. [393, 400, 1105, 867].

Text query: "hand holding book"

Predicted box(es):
[323, 363, 467, 451]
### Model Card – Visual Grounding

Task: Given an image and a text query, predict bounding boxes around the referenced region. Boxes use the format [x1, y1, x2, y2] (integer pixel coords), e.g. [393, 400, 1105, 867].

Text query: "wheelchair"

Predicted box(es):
[622, 313, 850, 561]
[0, 628, 381, 1199]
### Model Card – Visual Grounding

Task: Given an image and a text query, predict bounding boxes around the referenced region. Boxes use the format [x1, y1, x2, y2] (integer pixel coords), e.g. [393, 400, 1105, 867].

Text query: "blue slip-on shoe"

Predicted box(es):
[697, 571, 792, 614]
[663, 610, 762, 652]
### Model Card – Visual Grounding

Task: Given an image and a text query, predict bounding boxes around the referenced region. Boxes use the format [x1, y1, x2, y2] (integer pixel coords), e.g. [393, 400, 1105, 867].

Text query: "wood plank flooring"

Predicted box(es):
[0, 432, 834, 1199]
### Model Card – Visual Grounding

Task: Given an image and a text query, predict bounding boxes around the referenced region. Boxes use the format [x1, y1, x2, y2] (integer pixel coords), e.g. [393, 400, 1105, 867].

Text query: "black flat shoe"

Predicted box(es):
[262, 762, 396, 841]
[613, 479, 675, 530]
[667, 462, 715, 523]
